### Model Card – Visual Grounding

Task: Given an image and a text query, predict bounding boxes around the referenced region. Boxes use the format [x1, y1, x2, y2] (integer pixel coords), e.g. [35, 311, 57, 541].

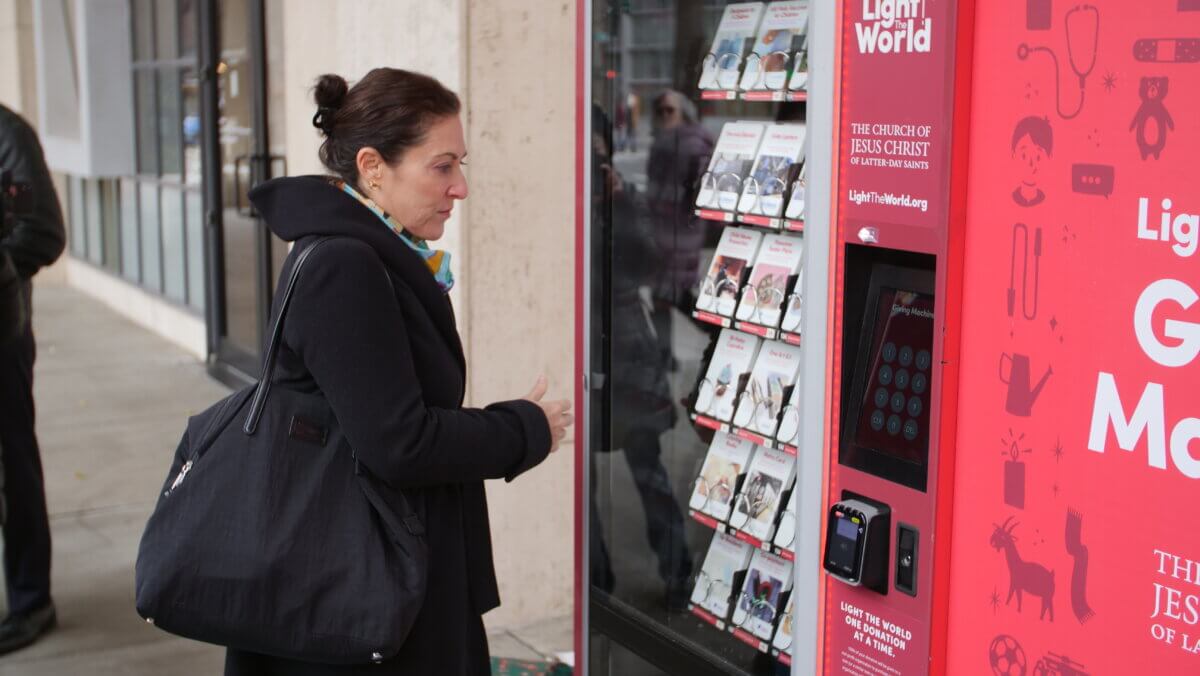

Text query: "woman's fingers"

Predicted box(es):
[524, 375, 548, 402]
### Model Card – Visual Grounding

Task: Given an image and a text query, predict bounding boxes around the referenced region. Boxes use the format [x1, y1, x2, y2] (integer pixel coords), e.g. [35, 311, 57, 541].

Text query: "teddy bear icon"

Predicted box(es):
[1130, 76, 1174, 160]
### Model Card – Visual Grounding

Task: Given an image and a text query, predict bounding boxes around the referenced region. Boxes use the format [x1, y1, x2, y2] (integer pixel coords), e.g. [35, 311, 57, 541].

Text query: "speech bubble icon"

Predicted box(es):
[1071, 163, 1115, 198]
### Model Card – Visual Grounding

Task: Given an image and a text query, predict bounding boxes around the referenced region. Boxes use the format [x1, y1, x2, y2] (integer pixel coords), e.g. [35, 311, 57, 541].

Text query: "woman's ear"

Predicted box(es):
[355, 147, 385, 184]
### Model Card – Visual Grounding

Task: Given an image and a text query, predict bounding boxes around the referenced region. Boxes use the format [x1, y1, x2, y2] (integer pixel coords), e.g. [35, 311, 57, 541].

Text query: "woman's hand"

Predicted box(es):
[524, 375, 573, 453]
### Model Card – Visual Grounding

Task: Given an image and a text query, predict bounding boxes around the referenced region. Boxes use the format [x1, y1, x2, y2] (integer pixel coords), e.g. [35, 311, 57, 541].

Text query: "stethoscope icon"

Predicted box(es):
[1017, 4, 1099, 120]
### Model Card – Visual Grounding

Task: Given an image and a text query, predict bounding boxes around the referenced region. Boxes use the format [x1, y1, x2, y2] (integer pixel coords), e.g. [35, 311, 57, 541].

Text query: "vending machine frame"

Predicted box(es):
[573, 1, 839, 673]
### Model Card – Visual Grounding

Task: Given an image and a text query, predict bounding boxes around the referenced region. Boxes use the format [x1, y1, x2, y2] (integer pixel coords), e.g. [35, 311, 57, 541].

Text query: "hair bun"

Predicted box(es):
[312, 74, 349, 136]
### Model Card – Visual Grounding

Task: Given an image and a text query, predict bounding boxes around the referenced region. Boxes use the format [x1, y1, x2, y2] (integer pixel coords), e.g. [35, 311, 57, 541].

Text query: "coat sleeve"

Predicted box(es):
[0, 113, 66, 278]
[282, 238, 552, 488]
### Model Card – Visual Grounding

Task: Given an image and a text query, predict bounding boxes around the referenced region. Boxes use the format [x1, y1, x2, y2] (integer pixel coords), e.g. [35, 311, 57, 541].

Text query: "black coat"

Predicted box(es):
[0, 104, 66, 279]
[225, 176, 553, 676]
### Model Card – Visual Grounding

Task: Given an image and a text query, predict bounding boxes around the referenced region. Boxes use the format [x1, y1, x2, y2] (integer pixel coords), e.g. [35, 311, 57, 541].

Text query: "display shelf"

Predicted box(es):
[689, 604, 728, 631]
[691, 310, 732, 328]
[731, 425, 773, 448]
[738, 213, 783, 229]
[694, 208, 786, 232]
[780, 331, 802, 346]
[700, 90, 739, 101]
[695, 208, 737, 223]
[690, 412, 730, 433]
[732, 528, 767, 551]
[689, 509, 725, 532]
[730, 627, 771, 654]
[773, 650, 792, 667]
[733, 319, 778, 340]
[689, 508, 780, 556]
[783, 219, 805, 232]
[777, 441, 799, 456]
[740, 90, 788, 102]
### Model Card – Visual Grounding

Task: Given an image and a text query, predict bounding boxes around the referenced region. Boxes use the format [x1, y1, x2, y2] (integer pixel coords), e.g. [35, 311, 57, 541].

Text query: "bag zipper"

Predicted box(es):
[164, 460, 193, 497]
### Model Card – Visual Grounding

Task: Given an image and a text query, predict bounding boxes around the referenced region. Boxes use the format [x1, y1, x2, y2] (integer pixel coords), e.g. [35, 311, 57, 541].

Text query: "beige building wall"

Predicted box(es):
[465, 0, 576, 629]
[0, 0, 36, 119]
[284, 1, 577, 630]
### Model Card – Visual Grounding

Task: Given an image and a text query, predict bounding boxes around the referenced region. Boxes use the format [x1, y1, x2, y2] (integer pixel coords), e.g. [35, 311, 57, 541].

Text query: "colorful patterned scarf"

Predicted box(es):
[336, 180, 455, 293]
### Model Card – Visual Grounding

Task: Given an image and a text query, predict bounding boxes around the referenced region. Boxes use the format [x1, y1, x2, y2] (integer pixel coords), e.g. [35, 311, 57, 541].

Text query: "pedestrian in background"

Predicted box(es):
[222, 68, 572, 675]
[0, 102, 66, 655]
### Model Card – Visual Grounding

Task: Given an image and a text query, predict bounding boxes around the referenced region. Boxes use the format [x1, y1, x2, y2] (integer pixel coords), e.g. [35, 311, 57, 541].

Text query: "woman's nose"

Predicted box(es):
[449, 173, 469, 200]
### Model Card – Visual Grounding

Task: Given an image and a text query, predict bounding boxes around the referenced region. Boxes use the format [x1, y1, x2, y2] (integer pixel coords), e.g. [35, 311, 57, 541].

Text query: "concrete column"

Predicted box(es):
[0, 0, 36, 119]
[282, 0, 469, 334]
[465, 0, 576, 629]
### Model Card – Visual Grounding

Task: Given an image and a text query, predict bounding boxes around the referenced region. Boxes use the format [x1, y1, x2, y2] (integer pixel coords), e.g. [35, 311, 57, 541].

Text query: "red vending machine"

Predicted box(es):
[819, 0, 976, 673]
[943, 2, 1200, 674]
[821, 1, 1200, 674]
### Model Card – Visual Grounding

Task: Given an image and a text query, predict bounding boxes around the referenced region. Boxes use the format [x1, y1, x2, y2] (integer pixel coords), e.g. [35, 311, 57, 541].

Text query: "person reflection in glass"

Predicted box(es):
[646, 90, 715, 315]
[590, 105, 693, 612]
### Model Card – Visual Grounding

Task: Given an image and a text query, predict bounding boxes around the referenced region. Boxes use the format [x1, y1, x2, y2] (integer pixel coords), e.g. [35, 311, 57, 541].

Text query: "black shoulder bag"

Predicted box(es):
[135, 236, 428, 665]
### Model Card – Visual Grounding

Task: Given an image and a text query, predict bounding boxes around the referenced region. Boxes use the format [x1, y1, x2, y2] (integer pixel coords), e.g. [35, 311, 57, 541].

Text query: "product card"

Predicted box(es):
[697, 122, 766, 211]
[772, 589, 796, 654]
[699, 2, 767, 90]
[784, 162, 808, 221]
[731, 549, 794, 640]
[788, 34, 810, 91]
[694, 328, 763, 422]
[738, 124, 806, 217]
[773, 484, 798, 551]
[775, 374, 802, 445]
[735, 233, 804, 328]
[730, 446, 796, 540]
[692, 531, 755, 620]
[696, 227, 764, 317]
[733, 340, 803, 436]
[689, 431, 758, 522]
[740, 1, 810, 91]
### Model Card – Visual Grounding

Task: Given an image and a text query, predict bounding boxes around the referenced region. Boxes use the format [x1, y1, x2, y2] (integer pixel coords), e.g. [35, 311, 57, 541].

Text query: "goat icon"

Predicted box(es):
[991, 516, 1056, 621]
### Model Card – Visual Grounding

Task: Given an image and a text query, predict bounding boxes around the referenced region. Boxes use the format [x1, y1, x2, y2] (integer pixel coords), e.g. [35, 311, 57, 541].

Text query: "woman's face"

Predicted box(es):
[360, 114, 468, 241]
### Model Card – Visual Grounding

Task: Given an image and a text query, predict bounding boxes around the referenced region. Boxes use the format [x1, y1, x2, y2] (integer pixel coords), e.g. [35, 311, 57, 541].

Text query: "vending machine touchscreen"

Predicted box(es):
[839, 263, 936, 491]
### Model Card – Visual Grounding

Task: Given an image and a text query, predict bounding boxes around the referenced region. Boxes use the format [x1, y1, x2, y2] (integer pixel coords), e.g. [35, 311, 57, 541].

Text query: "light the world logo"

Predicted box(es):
[856, 0, 932, 54]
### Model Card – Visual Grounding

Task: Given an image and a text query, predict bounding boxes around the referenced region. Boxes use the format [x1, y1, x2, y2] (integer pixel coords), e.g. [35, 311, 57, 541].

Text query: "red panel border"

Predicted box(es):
[929, 1, 977, 674]
[573, 0, 586, 669]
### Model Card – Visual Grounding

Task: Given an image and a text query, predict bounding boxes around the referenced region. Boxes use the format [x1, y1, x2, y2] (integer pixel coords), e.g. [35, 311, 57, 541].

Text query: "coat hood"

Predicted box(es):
[248, 175, 465, 370]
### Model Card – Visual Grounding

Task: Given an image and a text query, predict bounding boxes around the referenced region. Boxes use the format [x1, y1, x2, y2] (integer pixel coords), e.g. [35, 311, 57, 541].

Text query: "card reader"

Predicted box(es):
[823, 497, 890, 594]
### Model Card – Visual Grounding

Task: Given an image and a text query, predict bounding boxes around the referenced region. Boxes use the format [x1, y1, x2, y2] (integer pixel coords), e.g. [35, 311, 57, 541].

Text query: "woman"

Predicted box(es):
[226, 68, 572, 675]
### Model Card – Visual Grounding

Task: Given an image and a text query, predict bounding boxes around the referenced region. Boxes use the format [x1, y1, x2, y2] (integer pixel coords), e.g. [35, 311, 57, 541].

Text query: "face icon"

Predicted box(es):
[1013, 133, 1046, 189]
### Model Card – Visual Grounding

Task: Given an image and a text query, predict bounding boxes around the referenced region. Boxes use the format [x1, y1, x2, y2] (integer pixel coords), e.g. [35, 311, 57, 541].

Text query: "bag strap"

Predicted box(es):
[243, 236, 334, 434]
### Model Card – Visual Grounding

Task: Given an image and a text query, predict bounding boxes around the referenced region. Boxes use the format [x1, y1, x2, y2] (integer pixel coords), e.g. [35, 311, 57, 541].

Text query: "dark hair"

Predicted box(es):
[1011, 115, 1052, 155]
[312, 68, 461, 184]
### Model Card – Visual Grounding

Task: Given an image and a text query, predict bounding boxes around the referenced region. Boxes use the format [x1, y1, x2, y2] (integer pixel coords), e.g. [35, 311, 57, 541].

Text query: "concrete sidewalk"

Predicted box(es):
[0, 280, 570, 675]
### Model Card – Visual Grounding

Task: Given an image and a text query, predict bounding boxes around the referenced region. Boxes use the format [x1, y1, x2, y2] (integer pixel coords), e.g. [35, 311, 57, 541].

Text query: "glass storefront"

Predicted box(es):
[587, 1, 816, 673]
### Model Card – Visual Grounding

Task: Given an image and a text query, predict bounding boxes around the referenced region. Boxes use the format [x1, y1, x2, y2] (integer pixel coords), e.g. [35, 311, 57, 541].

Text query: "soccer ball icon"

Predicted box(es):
[989, 634, 1027, 676]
